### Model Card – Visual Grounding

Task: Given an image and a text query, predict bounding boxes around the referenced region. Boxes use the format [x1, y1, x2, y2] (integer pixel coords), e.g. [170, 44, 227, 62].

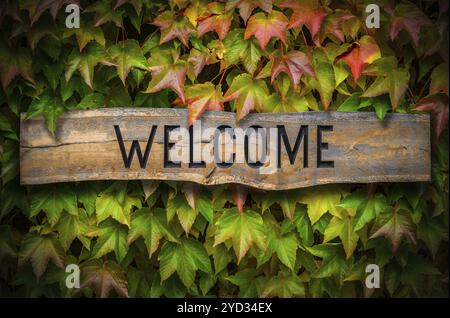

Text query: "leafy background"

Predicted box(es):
[0, 0, 448, 298]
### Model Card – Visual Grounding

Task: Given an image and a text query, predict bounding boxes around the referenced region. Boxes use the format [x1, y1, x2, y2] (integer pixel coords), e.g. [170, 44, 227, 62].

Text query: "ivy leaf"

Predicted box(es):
[312, 60, 335, 110]
[159, 238, 212, 288]
[362, 68, 409, 109]
[179, 183, 213, 224]
[79, 259, 128, 298]
[65, 43, 114, 89]
[214, 208, 266, 264]
[177, 83, 224, 125]
[260, 270, 305, 297]
[293, 207, 314, 246]
[146, 50, 188, 102]
[29, 184, 78, 226]
[95, 182, 141, 228]
[55, 210, 91, 251]
[77, 182, 102, 216]
[152, 11, 195, 47]
[0, 45, 34, 90]
[339, 190, 388, 232]
[166, 194, 198, 234]
[198, 11, 233, 40]
[257, 229, 298, 271]
[108, 40, 149, 85]
[128, 207, 179, 258]
[223, 29, 262, 75]
[76, 93, 105, 109]
[187, 47, 218, 79]
[225, 0, 272, 23]
[84, 1, 124, 28]
[223, 73, 270, 121]
[265, 91, 309, 112]
[18, 233, 65, 280]
[370, 208, 417, 253]
[417, 216, 449, 259]
[231, 184, 248, 214]
[63, 24, 106, 51]
[429, 63, 449, 96]
[91, 219, 128, 262]
[299, 185, 346, 224]
[114, 0, 142, 14]
[24, 0, 77, 25]
[271, 50, 315, 89]
[226, 269, 263, 297]
[335, 35, 381, 81]
[389, 3, 431, 47]
[279, 0, 326, 38]
[315, 10, 355, 45]
[323, 215, 359, 259]
[244, 11, 288, 50]
[414, 94, 449, 138]
[0, 183, 27, 221]
[260, 190, 301, 220]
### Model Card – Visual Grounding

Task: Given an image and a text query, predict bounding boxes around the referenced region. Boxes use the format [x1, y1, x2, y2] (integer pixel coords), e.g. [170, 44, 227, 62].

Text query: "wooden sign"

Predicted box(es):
[20, 108, 431, 190]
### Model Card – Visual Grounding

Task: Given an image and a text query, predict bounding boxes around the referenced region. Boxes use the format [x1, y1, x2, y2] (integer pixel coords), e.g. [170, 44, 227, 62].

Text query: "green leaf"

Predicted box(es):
[29, 184, 78, 226]
[223, 73, 270, 121]
[128, 207, 179, 258]
[323, 215, 359, 259]
[293, 207, 314, 246]
[76, 93, 105, 109]
[226, 269, 263, 297]
[26, 90, 65, 134]
[63, 24, 106, 51]
[223, 29, 262, 75]
[108, 40, 149, 85]
[260, 270, 305, 297]
[55, 210, 91, 251]
[214, 208, 266, 263]
[340, 190, 387, 231]
[299, 185, 346, 224]
[257, 230, 298, 271]
[95, 182, 141, 228]
[65, 43, 113, 89]
[159, 238, 212, 288]
[91, 219, 128, 262]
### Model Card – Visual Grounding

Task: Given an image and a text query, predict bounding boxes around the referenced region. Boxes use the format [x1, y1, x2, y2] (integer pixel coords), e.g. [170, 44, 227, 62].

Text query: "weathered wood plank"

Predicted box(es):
[20, 108, 431, 190]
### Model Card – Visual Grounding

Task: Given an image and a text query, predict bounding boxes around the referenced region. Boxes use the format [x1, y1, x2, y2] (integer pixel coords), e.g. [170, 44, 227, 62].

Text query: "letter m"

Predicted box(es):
[114, 125, 157, 168]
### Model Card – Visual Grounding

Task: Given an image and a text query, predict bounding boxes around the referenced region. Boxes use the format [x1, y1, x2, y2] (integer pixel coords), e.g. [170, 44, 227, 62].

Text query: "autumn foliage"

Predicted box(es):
[0, 0, 448, 298]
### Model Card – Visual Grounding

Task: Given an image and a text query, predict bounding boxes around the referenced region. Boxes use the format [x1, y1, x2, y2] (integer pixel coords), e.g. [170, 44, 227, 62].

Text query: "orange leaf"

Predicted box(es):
[244, 11, 288, 50]
[335, 35, 381, 81]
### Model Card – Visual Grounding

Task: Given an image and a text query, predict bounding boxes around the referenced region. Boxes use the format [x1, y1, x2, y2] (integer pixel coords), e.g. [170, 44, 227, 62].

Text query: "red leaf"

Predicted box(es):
[389, 3, 431, 47]
[182, 182, 201, 211]
[335, 35, 381, 81]
[244, 11, 289, 50]
[414, 94, 449, 139]
[153, 11, 195, 47]
[198, 13, 233, 40]
[232, 184, 248, 214]
[180, 83, 224, 125]
[271, 50, 316, 89]
[279, 0, 326, 38]
[315, 10, 354, 45]
[187, 48, 218, 79]
[146, 51, 188, 103]
[225, 0, 272, 23]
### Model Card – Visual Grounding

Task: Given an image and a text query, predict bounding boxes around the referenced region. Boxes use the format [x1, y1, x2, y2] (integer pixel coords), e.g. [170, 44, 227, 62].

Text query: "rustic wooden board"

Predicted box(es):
[20, 108, 431, 190]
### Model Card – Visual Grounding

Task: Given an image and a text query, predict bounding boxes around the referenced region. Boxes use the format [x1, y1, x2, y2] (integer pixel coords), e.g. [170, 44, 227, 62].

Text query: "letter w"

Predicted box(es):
[114, 125, 157, 168]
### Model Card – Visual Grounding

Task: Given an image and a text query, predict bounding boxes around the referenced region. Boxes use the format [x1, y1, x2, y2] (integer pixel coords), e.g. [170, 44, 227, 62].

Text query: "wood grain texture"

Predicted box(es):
[20, 108, 431, 190]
